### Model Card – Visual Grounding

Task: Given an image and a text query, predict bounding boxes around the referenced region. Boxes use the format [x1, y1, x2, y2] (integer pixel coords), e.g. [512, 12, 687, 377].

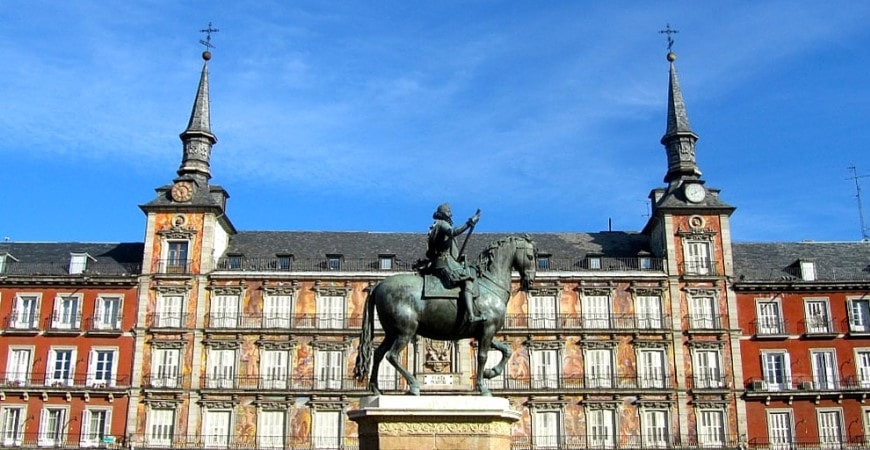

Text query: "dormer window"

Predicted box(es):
[587, 255, 602, 270]
[69, 253, 92, 275]
[637, 251, 653, 270]
[379, 255, 394, 270]
[276, 254, 293, 271]
[536, 254, 551, 271]
[799, 260, 816, 281]
[327, 255, 342, 271]
[226, 254, 243, 270]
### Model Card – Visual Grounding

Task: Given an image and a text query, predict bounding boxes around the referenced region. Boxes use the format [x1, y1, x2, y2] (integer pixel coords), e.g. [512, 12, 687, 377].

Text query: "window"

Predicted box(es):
[203, 409, 232, 448]
[693, 349, 723, 388]
[378, 255, 394, 270]
[47, 348, 76, 386]
[314, 349, 343, 390]
[155, 295, 183, 328]
[849, 298, 870, 333]
[1, 406, 25, 446]
[685, 241, 712, 275]
[587, 408, 615, 448]
[762, 352, 791, 391]
[756, 298, 784, 335]
[95, 295, 121, 330]
[583, 294, 611, 329]
[52, 295, 81, 329]
[376, 354, 398, 392]
[151, 348, 180, 388]
[536, 254, 550, 270]
[81, 409, 110, 447]
[69, 253, 90, 274]
[811, 350, 838, 390]
[639, 256, 653, 270]
[689, 295, 717, 329]
[585, 348, 613, 388]
[6, 348, 32, 385]
[210, 294, 239, 328]
[697, 410, 726, 447]
[800, 260, 816, 281]
[312, 410, 341, 450]
[588, 256, 602, 270]
[532, 409, 562, 449]
[165, 241, 189, 273]
[88, 349, 117, 387]
[531, 348, 559, 389]
[147, 408, 175, 447]
[38, 407, 68, 446]
[276, 255, 292, 271]
[206, 348, 236, 389]
[261, 349, 291, 389]
[258, 410, 285, 449]
[817, 410, 844, 449]
[0, 254, 6, 274]
[804, 298, 831, 334]
[326, 255, 341, 271]
[636, 295, 663, 329]
[316, 295, 345, 329]
[856, 350, 870, 388]
[864, 409, 870, 445]
[638, 349, 666, 388]
[642, 409, 670, 448]
[767, 411, 794, 450]
[226, 254, 243, 269]
[263, 294, 293, 328]
[529, 294, 557, 329]
[12, 294, 40, 329]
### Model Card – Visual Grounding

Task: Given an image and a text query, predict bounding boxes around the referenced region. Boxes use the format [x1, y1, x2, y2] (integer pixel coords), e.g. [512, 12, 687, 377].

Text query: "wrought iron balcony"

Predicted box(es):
[204, 313, 363, 331]
[483, 374, 675, 391]
[146, 313, 191, 329]
[503, 313, 671, 332]
[684, 314, 727, 332]
[750, 318, 790, 337]
[198, 374, 370, 393]
[745, 376, 870, 394]
[1, 372, 129, 389]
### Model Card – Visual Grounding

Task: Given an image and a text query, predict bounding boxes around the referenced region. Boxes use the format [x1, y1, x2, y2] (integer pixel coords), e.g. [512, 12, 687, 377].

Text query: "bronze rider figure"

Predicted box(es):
[426, 203, 483, 322]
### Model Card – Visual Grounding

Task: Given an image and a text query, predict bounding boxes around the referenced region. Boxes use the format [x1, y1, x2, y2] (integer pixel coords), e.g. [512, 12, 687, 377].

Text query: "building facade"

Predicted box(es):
[0, 46, 867, 450]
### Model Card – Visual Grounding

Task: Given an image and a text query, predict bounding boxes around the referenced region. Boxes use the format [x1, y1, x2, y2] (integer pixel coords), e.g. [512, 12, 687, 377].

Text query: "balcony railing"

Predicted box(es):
[142, 374, 188, 389]
[483, 374, 675, 391]
[690, 375, 730, 390]
[85, 316, 123, 332]
[683, 260, 720, 276]
[750, 318, 790, 337]
[3, 312, 40, 331]
[157, 259, 192, 274]
[202, 313, 363, 330]
[800, 317, 844, 335]
[504, 313, 671, 331]
[684, 314, 726, 331]
[746, 376, 870, 393]
[0, 261, 141, 276]
[47, 311, 83, 332]
[198, 374, 369, 392]
[146, 313, 191, 329]
[1, 372, 130, 389]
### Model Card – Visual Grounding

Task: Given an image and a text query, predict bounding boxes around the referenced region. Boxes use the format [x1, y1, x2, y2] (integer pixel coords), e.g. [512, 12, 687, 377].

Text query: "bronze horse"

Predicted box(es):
[354, 235, 536, 396]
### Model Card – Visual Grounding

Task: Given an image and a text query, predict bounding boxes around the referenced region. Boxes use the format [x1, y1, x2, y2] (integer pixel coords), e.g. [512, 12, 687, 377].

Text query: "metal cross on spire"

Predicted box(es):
[659, 23, 679, 52]
[199, 22, 219, 51]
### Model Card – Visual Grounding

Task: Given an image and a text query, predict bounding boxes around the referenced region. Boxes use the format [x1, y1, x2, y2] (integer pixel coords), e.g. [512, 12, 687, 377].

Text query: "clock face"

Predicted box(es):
[171, 182, 194, 202]
[684, 183, 706, 203]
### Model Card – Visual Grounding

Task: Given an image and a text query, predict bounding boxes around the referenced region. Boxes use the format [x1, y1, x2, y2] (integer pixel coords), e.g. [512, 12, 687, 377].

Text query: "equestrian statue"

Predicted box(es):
[354, 204, 536, 396]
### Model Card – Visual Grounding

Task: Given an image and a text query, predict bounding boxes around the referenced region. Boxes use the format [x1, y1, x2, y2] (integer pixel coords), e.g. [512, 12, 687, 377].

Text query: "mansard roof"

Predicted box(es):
[0, 242, 144, 276]
[732, 241, 870, 283]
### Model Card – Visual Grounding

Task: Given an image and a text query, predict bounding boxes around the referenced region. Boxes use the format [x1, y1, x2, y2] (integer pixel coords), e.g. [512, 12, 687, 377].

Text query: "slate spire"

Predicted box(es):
[660, 51, 701, 185]
[177, 51, 217, 184]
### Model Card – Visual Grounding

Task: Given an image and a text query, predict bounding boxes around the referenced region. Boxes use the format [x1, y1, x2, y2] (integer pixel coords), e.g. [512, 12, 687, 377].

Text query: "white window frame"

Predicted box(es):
[206, 348, 237, 389]
[756, 297, 784, 335]
[5, 347, 33, 385]
[482, 349, 505, 390]
[810, 349, 838, 390]
[163, 240, 190, 273]
[69, 253, 90, 275]
[312, 409, 341, 450]
[151, 348, 181, 388]
[817, 408, 844, 449]
[587, 408, 616, 448]
[767, 410, 795, 450]
[636, 295, 663, 329]
[804, 297, 831, 334]
[697, 409, 726, 447]
[316, 295, 346, 329]
[531, 348, 559, 389]
[210, 294, 240, 328]
[87, 348, 119, 387]
[582, 294, 611, 329]
[855, 349, 870, 388]
[529, 294, 558, 329]
[849, 297, 870, 333]
[800, 260, 816, 281]
[638, 348, 667, 388]
[532, 408, 562, 449]
[314, 349, 343, 390]
[260, 349, 291, 390]
[863, 407, 870, 445]
[375, 352, 399, 392]
[203, 409, 232, 448]
[12, 293, 40, 329]
[46, 347, 77, 387]
[146, 408, 175, 447]
[263, 293, 293, 328]
[53, 294, 82, 329]
[80, 408, 111, 448]
[0, 405, 25, 446]
[585, 348, 614, 388]
[692, 349, 723, 389]
[155, 294, 183, 328]
[38, 406, 69, 447]
[689, 295, 718, 329]
[378, 255, 394, 270]
[762, 351, 791, 391]
[684, 240, 712, 275]
[641, 408, 670, 448]
[258, 410, 286, 449]
[94, 295, 122, 330]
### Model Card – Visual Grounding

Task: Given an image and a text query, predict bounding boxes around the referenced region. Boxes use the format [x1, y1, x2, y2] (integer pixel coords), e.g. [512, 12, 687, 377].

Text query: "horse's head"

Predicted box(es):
[512, 234, 536, 291]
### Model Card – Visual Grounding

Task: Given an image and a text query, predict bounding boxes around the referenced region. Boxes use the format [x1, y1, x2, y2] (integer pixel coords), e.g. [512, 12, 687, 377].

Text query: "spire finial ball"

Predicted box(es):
[202, 51, 212, 61]
[667, 52, 677, 62]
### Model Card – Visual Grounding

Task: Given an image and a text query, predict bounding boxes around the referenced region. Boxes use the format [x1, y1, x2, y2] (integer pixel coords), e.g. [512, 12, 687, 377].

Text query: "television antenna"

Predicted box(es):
[847, 165, 870, 241]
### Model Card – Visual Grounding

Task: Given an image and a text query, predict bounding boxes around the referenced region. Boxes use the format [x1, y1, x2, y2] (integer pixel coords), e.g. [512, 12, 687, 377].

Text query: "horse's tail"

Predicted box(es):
[353, 285, 376, 382]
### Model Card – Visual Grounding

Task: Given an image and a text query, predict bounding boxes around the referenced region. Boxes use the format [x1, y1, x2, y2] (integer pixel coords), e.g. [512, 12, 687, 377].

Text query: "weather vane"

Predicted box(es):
[659, 23, 679, 52]
[199, 22, 219, 51]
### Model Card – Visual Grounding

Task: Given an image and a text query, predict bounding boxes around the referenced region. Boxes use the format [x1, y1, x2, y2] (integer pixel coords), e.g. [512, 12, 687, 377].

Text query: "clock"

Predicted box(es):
[171, 181, 194, 202]
[683, 182, 706, 203]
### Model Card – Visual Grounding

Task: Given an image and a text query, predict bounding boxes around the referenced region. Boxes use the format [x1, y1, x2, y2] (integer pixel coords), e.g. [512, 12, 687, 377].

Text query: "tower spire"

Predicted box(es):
[177, 24, 219, 184]
[658, 25, 701, 185]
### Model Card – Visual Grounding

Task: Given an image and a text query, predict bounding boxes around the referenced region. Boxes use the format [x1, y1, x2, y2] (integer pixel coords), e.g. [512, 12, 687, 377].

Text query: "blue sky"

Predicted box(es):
[1, 1, 869, 243]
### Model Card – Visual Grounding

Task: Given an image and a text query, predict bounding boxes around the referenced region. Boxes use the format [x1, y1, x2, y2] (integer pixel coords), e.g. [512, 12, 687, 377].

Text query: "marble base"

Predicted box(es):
[349, 396, 520, 450]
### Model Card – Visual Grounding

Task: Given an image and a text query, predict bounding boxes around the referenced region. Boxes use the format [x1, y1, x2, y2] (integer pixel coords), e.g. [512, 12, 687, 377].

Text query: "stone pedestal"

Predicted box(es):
[349, 396, 520, 450]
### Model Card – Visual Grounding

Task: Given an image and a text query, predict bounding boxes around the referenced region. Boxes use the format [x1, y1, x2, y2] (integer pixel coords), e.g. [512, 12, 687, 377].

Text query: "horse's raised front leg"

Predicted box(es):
[386, 334, 420, 395]
[368, 337, 393, 396]
[483, 339, 511, 382]
[476, 337, 493, 397]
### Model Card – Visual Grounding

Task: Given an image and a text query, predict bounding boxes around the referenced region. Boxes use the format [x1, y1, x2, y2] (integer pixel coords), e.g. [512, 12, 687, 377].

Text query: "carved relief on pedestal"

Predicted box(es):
[423, 338, 453, 373]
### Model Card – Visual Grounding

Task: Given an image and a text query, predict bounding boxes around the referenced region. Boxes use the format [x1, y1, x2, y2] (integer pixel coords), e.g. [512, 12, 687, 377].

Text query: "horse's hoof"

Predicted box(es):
[408, 387, 421, 396]
[480, 390, 492, 397]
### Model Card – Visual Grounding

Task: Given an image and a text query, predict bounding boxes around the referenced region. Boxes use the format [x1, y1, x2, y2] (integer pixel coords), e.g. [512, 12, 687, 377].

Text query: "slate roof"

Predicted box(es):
[0, 242, 143, 276]
[732, 242, 870, 282]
